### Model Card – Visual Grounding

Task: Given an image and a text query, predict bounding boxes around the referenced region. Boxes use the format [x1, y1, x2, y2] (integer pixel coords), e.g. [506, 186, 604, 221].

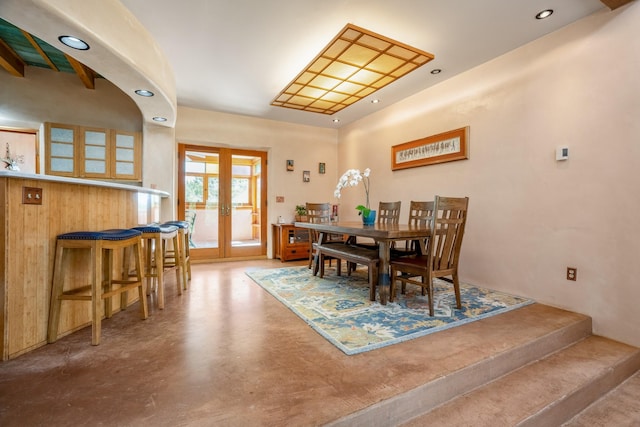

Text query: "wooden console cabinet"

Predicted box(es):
[272, 224, 310, 262]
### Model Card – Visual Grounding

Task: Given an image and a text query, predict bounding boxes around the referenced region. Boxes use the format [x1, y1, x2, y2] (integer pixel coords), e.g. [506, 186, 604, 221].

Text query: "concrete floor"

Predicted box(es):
[0, 259, 630, 426]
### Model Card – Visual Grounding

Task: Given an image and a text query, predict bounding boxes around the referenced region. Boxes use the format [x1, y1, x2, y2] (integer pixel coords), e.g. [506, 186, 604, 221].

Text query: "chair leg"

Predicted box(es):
[155, 236, 164, 309]
[170, 235, 183, 295]
[91, 243, 103, 346]
[452, 272, 462, 309]
[425, 274, 434, 317]
[389, 266, 396, 301]
[179, 233, 189, 290]
[319, 253, 325, 278]
[47, 243, 66, 343]
[144, 240, 153, 296]
[120, 247, 130, 310]
[133, 240, 148, 319]
[103, 249, 113, 319]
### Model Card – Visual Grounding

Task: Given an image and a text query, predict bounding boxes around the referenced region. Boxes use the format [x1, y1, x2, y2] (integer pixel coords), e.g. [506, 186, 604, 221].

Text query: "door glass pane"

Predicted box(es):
[185, 176, 203, 203]
[185, 151, 219, 250]
[207, 177, 219, 203]
[231, 154, 261, 248]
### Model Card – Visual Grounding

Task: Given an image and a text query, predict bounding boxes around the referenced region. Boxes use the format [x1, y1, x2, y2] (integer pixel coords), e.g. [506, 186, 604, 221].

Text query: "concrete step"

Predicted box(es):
[562, 370, 640, 426]
[327, 303, 594, 426]
[400, 336, 640, 427]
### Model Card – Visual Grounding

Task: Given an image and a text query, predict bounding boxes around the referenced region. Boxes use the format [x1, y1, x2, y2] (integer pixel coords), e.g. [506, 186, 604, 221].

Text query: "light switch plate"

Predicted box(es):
[22, 187, 43, 205]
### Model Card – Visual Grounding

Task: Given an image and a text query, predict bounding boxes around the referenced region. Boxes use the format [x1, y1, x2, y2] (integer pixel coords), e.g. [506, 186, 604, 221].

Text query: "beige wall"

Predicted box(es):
[176, 106, 338, 228]
[337, 4, 640, 347]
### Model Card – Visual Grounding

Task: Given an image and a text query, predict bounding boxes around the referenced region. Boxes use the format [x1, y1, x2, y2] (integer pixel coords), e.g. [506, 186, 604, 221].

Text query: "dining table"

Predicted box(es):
[294, 221, 431, 304]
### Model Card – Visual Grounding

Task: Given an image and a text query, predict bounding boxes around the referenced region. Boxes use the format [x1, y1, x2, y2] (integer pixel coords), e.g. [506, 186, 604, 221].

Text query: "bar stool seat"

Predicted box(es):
[132, 224, 182, 309]
[48, 228, 148, 346]
[162, 220, 192, 290]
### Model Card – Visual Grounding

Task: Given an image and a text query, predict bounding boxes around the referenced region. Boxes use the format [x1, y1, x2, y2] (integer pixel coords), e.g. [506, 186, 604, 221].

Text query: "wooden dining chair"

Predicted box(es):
[391, 200, 435, 258]
[389, 196, 469, 316]
[306, 202, 343, 273]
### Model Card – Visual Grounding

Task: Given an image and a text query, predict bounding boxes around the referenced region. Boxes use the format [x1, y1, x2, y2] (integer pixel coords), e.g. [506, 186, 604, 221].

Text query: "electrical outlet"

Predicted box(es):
[567, 267, 577, 281]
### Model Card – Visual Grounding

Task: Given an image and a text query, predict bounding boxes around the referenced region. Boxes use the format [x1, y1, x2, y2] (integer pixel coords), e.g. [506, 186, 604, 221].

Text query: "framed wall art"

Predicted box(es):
[303, 170, 310, 182]
[319, 162, 325, 174]
[286, 159, 294, 171]
[391, 126, 469, 171]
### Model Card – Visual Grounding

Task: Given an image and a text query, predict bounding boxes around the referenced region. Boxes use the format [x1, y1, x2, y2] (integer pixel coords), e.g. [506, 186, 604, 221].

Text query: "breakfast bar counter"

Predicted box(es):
[0, 171, 169, 360]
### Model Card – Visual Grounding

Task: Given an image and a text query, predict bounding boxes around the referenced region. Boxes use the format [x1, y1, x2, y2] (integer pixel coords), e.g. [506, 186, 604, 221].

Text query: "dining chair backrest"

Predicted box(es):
[408, 200, 435, 227]
[306, 202, 331, 223]
[400, 200, 435, 253]
[378, 201, 401, 224]
[428, 196, 469, 274]
[305, 202, 336, 271]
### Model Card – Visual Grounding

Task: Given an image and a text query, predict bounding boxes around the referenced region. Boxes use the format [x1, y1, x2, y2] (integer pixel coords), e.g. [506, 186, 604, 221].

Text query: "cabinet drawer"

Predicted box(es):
[283, 246, 309, 260]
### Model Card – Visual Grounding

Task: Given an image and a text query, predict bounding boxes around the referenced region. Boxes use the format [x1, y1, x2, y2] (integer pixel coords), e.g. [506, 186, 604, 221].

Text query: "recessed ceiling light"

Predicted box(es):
[152, 116, 167, 122]
[333, 118, 340, 123]
[536, 9, 553, 19]
[430, 68, 442, 74]
[272, 23, 434, 115]
[58, 35, 89, 50]
[371, 99, 380, 104]
[135, 89, 154, 97]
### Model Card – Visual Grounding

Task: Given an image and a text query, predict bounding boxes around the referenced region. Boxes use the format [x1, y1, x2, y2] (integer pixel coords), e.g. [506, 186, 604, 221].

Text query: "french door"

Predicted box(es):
[178, 144, 267, 261]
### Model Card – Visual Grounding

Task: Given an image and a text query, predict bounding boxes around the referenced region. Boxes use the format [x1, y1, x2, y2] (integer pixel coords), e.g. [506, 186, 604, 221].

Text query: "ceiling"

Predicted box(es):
[0, 0, 633, 128]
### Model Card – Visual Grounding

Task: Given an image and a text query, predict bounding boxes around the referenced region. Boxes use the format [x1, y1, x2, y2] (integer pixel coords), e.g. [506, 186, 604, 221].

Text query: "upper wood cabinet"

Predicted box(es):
[45, 122, 141, 181]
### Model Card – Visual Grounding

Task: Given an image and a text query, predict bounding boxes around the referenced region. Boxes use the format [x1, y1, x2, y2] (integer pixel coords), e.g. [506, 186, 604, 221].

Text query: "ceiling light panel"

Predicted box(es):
[272, 24, 434, 115]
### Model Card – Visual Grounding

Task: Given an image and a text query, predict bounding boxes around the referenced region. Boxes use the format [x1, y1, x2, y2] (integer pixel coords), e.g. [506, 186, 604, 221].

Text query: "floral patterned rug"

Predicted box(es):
[246, 266, 534, 355]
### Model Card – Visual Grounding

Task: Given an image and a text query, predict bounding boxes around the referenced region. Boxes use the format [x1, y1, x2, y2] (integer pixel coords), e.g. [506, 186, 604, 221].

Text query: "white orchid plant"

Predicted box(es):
[333, 168, 371, 216]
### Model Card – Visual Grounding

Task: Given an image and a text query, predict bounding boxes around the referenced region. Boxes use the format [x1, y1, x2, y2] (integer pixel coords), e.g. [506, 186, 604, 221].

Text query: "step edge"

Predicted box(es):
[326, 316, 592, 427]
[521, 349, 640, 427]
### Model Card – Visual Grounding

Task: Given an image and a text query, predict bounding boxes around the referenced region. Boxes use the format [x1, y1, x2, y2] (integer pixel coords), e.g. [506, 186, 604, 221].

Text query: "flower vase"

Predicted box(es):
[362, 210, 376, 226]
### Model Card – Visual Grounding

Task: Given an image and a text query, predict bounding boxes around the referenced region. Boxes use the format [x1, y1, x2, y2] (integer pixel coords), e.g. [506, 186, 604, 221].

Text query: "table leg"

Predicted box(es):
[378, 242, 391, 305]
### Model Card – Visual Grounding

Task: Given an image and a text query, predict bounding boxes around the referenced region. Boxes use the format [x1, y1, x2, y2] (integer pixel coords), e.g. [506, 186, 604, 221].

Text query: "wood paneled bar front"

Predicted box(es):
[0, 171, 169, 360]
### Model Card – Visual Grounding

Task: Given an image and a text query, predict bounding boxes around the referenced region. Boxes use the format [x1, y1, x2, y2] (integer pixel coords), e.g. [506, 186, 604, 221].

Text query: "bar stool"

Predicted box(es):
[132, 224, 182, 309]
[162, 220, 192, 290]
[47, 229, 148, 346]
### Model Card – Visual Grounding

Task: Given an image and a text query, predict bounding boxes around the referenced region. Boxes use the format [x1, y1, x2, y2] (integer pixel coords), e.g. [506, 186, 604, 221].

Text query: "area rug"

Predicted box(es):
[246, 266, 534, 355]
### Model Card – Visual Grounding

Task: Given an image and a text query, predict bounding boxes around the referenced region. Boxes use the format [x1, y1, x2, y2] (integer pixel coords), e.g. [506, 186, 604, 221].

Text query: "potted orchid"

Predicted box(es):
[334, 168, 376, 224]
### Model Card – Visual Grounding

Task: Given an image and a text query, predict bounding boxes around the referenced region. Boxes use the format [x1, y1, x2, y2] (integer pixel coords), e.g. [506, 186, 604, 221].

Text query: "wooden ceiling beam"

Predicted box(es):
[21, 30, 58, 71]
[64, 53, 95, 89]
[0, 37, 25, 77]
[600, 0, 635, 10]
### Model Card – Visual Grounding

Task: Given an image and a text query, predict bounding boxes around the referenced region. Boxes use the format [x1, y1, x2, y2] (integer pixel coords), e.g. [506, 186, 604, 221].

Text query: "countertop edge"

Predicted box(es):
[0, 171, 170, 197]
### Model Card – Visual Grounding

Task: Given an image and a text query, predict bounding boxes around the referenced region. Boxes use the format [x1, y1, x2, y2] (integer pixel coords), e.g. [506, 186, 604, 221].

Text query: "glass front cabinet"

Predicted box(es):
[272, 223, 310, 262]
[45, 122, 141, 181]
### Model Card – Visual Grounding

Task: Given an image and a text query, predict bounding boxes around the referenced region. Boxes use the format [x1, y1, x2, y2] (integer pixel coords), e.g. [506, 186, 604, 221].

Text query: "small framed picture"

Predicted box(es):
[286, 160, 294, 171]
[303, 170, 310, 182]
[319, 162, 326, 174]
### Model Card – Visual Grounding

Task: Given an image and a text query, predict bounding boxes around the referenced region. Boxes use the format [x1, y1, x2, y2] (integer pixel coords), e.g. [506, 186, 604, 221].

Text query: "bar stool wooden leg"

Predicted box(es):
[91, 241, 103, 346]
[168, 234, 183, 295]
[132, 238, 148, 319]
[47, 241, 66, 343]
[154, 234, 165, 309]
[103, 247, 114, 319]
